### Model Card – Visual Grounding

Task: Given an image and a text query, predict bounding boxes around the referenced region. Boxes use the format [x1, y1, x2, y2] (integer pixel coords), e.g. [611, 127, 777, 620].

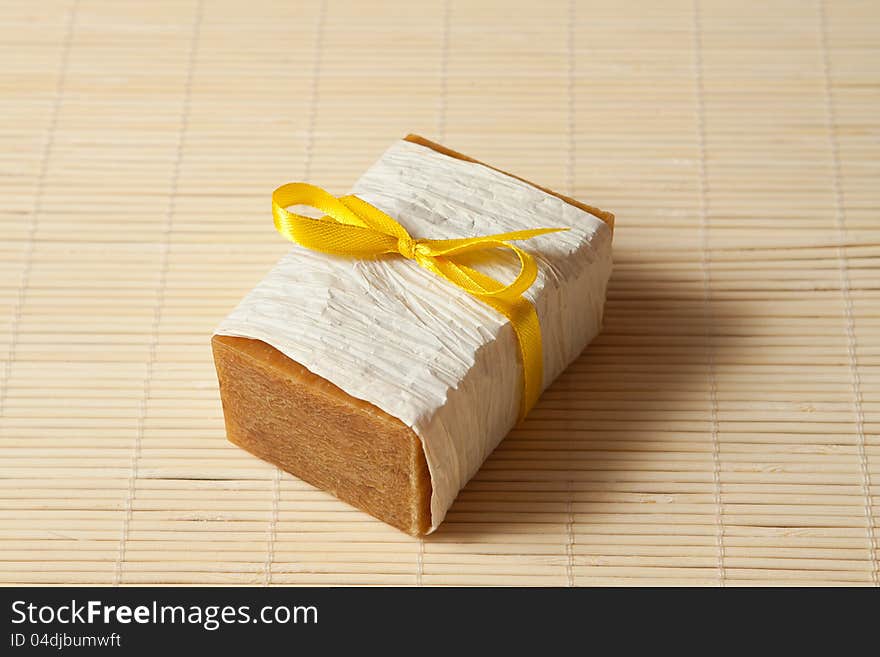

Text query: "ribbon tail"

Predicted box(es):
[417, 227, 569, 254]
[453, 261, 544, 419]
[480, 295, 543, 420]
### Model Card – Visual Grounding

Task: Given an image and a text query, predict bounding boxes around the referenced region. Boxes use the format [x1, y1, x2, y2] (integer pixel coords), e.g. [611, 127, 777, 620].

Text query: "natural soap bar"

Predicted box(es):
[212, 135, 614, 535]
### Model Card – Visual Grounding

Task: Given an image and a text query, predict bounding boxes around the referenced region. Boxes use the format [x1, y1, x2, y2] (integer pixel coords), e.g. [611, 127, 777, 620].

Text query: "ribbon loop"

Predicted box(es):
[271, 183, 569, 419]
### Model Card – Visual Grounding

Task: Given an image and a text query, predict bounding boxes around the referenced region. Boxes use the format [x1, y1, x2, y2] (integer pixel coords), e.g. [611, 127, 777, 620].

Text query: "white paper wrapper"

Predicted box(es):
[215, 139, 613, 531]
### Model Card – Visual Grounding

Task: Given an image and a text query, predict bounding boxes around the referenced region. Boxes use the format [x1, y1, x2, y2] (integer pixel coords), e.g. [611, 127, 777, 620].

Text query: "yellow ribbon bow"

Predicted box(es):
[272, 182, 568, 419]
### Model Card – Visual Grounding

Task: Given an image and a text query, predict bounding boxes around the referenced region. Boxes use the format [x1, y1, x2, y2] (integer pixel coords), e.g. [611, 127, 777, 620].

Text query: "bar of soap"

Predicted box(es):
[213, 135, 614, 535]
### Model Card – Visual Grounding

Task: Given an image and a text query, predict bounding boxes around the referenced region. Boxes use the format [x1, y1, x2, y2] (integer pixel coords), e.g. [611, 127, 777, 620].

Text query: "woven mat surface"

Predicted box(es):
[1, 0, 878, 585]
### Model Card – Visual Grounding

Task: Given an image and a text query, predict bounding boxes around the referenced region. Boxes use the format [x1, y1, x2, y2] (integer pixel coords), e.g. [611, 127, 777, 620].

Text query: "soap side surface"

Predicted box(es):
[212, 334, 432, 536]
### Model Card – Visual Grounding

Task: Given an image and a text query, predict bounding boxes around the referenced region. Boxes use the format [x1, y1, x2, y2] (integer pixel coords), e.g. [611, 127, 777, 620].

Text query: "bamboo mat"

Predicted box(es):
[1, 0, 878, 586]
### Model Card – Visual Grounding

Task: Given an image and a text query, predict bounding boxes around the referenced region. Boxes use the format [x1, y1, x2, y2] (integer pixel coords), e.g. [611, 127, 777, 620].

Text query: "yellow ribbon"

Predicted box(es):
[272, 182, 568, 419]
